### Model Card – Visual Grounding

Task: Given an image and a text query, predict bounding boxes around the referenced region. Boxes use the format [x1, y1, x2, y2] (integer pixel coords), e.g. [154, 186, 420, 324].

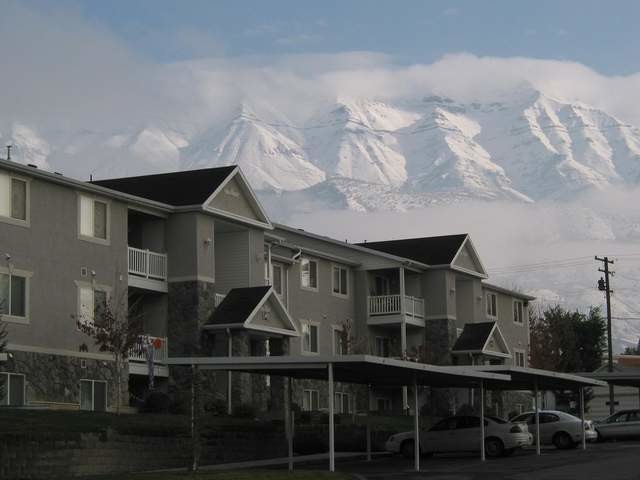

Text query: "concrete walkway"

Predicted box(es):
[149, 451, 390, 474]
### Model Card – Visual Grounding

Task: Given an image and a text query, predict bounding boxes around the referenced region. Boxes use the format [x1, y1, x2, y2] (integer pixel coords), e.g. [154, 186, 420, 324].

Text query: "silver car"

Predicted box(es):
[385, 415, 532, 458]
[595, 409, 640, 441]
[511, 410, 597, 449]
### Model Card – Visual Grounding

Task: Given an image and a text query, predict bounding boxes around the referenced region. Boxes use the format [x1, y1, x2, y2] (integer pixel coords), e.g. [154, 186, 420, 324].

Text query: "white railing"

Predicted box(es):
[128, 335, 168, 364]
[128, 246, 167, 281]
[214, 293, 227, 307]
[367, 294, 424, 319]
[404, 295, 425, 319]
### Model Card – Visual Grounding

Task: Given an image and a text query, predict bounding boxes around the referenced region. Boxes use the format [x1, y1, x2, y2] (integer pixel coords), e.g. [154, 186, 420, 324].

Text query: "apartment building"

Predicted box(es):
[0, 158, 533, 415]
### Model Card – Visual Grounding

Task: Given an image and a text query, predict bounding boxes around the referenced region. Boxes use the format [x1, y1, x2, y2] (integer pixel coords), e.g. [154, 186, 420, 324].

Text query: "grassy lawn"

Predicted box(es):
[85, 470, 350, 480]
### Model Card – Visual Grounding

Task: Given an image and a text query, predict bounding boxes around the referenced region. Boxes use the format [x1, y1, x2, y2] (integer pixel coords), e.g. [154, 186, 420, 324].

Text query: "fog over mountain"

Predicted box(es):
[3, 4, 640, 351]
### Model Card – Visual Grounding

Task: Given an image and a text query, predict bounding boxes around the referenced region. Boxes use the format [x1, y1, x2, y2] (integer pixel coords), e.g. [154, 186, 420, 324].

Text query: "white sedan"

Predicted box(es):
[385, 415, 532, 458]
[511, 410, 597, 448]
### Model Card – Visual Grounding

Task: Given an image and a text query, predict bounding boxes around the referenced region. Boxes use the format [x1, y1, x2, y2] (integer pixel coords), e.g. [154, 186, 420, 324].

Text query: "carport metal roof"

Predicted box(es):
[467, 365, 607, 390]
[167, 354, 512, 387]
[578, 371, 640, 388]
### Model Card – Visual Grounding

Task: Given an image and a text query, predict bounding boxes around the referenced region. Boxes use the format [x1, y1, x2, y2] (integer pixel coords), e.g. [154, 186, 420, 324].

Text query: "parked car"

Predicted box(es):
[510, 410, 597, 449]
[385, 415, 532, 458]
[595, 409, 640, 441]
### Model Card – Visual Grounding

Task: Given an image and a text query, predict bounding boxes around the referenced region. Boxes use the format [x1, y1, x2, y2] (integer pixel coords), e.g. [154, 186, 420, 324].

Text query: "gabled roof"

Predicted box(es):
[92, 166, 237, 206]
[357, 234, 468, 266]
[452, 321, 511, 358]
[205, 286, 298, 337]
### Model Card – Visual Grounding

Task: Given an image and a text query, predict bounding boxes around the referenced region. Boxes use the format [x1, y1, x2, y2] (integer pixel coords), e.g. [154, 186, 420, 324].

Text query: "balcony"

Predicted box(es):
[128, 246, 168, 292]
[367, 294, 425, 327]
[128, 335, 169, 377]
[214, 293, 227, 307]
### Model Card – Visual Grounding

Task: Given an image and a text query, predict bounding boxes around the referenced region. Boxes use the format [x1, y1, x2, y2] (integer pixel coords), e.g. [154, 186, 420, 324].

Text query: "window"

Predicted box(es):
[272, 264, 284, 296]
[80, 379, 107, 412]
[0, 373, 26, 406]
[300, 258, 318, 290]
[333, 327, 345, 355]
[0, 173, 28, 224]
[374, 276, 390, 295]
[376, 337, 390, 357]
[332, 265, 348, 297]
[486, 292, 498, 318]
[376, 397, 392, 412]
[334, 392, 351, 414]
[513, 300, 524, 324]
[78, 285, 109, 326]
[79, 195, 109, 241]
[301, 321, 319, 354]
[0, 272, 27, 319]
[302, 389, 319, 411]
[514, 350, 526, 367]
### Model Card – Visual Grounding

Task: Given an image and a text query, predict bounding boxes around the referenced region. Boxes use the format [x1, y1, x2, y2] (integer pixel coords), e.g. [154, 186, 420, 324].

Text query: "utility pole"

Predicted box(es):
[596, 256, 615, 415]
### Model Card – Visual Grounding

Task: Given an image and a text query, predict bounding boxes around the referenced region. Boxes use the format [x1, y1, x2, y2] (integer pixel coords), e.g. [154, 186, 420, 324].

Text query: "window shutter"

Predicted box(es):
[0, 174, 10, 217]
[80, 196, 93, 236]
[10, 179, 26, 220]
[79, 286, 94, 324]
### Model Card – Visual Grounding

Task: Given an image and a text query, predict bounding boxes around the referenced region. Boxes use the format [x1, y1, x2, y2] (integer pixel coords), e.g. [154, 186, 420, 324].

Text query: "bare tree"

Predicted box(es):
[75, 292, 142, 415]
[338, 318, 368, 354]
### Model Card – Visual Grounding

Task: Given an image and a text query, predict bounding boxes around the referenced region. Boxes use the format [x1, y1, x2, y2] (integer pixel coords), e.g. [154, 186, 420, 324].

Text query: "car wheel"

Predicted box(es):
[553, 432, 574, 450]
[485, 437, 504, 458]
[400, 440, 415, 459]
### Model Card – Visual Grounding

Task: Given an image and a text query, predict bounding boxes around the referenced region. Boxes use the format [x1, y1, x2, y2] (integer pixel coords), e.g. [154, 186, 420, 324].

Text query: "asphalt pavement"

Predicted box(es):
[298, 440, 640, 480]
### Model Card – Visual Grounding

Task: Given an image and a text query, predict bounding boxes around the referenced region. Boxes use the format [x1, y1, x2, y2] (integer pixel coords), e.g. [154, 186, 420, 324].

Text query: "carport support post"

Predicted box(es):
[328, 362, 335, 472]
[480, 380, 485, 462]
[580, 387, 586, 450]
[366, 384, 372, 462]
[285, 376, 293, 472]
[413, 378, 420, 471]
[534, 379, 541, 456]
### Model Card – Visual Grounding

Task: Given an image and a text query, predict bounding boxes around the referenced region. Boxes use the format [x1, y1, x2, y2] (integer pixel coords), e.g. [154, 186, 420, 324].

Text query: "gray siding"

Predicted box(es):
[1, 172, 128, 353]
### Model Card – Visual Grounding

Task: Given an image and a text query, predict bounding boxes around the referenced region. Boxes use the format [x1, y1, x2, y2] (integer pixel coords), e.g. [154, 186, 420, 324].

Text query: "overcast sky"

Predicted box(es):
[20, 0, 640, 75]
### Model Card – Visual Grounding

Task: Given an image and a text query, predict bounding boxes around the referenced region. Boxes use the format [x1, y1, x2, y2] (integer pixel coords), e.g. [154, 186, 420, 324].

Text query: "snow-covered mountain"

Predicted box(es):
[3, 85, 640, 351]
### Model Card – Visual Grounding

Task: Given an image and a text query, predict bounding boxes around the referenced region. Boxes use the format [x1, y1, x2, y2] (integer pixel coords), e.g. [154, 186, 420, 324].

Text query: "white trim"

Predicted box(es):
[451, 236, 488, 278]
[481, 323, 512, 358]
[302, 388, 320, 411]
[300, 257, 319, 292]
[167, 275, 215, 284]
[331, 324, 344, 356]
[0, 172, 30, 228]
[74, 280, 112, 327]
[244, 287, 300, 337]
[331, 264, 349, 299]
[0, 266, 32, 323]
[76, 192, 111, 246]
[300, 320, 320, 355]
[485, 292, 498, 320]
[513, 299, 525, 325]
[0, 372, 26, 406]
[513, 348, 527, 368]
[79, 378, 108, 412]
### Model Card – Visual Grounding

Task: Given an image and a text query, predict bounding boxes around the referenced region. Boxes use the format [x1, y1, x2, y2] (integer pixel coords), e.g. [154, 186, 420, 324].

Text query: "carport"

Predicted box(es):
[168, 354, 511, 472]
[580, 371, 640, 410]
[469, 365, 607, 454]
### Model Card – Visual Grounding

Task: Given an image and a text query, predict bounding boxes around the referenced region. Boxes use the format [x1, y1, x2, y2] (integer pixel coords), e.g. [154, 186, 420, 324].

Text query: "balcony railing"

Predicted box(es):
[128, 335, 168, 364]
[367, 294, 424, 318]
[214, 293, 226, 307]
[128, 246, 167, 281]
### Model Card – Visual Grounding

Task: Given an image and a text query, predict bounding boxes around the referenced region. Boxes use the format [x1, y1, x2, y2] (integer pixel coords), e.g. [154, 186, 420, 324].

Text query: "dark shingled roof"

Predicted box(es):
[357, 234, 468, 266]
[452, 322, 496, 352]
[92, 166, 237, 206]
[207, 286, 271, 326]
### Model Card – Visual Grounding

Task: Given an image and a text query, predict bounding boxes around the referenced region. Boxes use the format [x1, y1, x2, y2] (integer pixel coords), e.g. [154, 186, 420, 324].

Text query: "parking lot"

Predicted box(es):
[299, 440, 640, 480]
